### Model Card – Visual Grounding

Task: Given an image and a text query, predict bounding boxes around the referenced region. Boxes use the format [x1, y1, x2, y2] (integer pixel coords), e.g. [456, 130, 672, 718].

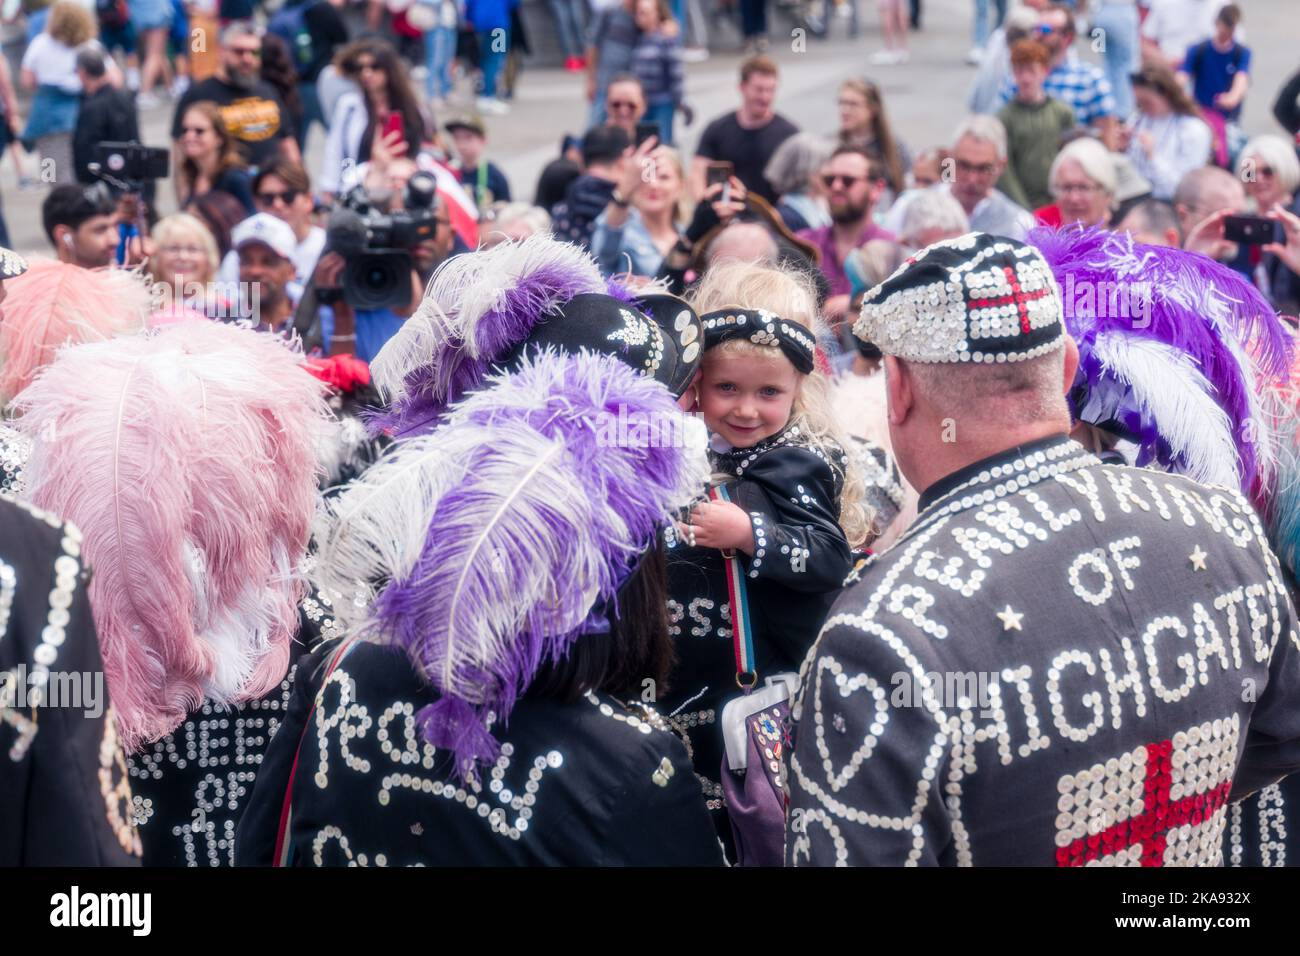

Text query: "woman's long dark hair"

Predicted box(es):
[336, 37, 431, 163]
[260, 32, 303, 122]
[1132, 62, 1201, 118]
[838, 78, 906, 195]
[184, 188, 248, 257]
[529, 543, 675, 705]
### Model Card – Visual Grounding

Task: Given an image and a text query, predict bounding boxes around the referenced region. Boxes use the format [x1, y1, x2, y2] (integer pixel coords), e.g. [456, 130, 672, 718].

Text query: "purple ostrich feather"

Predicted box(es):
[605, 276, 639, 304]
[369, 350, 694, 778]
[466, 263, 602, 363]
[373, 245, 607, 439]
[1028, 225, 1291, 494]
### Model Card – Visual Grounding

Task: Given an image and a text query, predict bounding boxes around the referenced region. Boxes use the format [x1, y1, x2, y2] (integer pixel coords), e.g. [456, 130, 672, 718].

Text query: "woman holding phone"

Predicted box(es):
[591, 138, 687, 279]
[1236, 135, 1300, 315]
[321, 38, 432, 199]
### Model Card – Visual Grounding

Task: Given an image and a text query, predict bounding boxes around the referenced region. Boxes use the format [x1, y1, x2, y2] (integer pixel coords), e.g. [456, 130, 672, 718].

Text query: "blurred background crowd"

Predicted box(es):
[0, 0, 1297, 368]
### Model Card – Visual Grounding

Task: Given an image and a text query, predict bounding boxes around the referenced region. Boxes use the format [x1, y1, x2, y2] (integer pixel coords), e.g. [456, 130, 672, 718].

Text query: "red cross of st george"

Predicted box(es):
[1055, 738, 1233, 867]
[968, 266, 1051, 335]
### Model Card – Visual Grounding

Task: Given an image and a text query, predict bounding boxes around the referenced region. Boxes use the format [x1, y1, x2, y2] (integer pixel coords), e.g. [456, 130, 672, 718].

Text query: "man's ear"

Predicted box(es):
[1061, 334, 1080, 396]
[884, 355, 912, 427]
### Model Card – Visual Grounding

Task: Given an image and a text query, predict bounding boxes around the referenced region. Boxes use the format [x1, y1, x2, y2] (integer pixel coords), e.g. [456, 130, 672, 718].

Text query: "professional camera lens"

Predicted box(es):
[343, 251, 414, 312]
[405, 172, 438, 210]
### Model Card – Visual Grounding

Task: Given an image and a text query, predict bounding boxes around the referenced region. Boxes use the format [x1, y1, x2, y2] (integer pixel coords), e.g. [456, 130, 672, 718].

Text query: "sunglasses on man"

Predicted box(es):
[256, 189, 301, 207]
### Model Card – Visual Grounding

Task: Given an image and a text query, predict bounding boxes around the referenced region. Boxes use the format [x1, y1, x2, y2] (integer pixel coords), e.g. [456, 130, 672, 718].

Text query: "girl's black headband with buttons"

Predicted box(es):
[699, 307, 817, 375]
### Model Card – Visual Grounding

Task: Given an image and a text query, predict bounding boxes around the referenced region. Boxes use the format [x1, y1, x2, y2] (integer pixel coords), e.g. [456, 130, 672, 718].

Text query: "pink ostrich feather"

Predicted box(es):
[0, 260, 153, 404]
[12, 320, 330, 751]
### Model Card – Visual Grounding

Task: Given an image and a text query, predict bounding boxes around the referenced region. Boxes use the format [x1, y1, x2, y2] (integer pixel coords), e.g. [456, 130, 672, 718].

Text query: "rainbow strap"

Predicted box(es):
[710, 485, 756, 687]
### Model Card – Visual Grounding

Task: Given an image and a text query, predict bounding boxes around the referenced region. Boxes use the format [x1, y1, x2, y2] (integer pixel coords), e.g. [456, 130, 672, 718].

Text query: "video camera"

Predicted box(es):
[89, 141, 170, 191]
[325, 171, 441, 311]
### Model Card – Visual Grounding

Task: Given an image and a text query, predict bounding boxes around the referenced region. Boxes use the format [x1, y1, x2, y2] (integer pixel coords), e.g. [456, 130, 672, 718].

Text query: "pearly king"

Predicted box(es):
[785, 233, 1300, 866]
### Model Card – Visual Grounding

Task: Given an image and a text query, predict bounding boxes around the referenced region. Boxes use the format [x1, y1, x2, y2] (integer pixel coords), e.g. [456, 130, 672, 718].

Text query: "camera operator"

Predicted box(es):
[305, 151, 457, 361]
[72, 47, 139, 185]
[363, 155, 458, 273]
[42, 182, 121, 269]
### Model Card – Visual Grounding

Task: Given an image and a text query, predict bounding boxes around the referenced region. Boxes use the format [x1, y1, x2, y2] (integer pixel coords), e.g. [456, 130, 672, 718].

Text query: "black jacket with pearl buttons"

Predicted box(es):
[787, 435, 1300, 866]
[125, 587, 346, 866]
[234, 638, 724, 866]
[0, 495, 141, 866]
[659, 425, 853, 841]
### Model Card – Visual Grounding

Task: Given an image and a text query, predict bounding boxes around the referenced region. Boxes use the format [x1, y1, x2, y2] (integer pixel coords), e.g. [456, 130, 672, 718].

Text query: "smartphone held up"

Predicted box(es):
[706, 161, 734, 205]
[1223, 214, 1286, 246]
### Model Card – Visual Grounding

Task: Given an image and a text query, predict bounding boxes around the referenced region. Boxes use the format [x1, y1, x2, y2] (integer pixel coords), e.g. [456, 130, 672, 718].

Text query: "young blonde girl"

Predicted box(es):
[659, 260, 874, 853]
[684, 260, 874, 550]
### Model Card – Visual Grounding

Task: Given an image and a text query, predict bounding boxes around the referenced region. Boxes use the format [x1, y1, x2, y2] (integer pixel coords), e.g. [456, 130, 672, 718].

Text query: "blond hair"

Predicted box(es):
[149, 213, 221, 285]
[48, 0, 96, 47]
[688, 261, 874, 548]
[649, 145, 690, 224]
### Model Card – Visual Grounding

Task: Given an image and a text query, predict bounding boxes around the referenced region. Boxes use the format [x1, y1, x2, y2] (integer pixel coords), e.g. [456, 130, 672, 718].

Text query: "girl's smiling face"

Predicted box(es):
[698, 348, 799, 449]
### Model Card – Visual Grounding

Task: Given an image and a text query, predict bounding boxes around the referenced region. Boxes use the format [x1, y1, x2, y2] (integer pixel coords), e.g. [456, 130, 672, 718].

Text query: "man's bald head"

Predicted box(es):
[705, 222, 779, 267]
[1173, 166, 1245, 237]
[1117, 199, 1181, 247]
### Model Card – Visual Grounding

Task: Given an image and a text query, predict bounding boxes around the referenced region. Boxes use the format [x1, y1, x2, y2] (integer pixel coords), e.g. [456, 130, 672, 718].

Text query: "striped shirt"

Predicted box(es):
[999, 56, 1118, 128]
[631, 29, 684, 106]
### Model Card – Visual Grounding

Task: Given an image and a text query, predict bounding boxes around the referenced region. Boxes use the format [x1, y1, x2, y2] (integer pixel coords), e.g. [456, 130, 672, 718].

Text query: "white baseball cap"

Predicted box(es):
[231, 213, 297, 261]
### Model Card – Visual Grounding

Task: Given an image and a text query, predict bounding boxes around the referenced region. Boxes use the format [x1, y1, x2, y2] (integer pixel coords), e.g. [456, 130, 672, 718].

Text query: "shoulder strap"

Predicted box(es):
[272, 637, 358, 867]
[709, 485, 757, 692]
